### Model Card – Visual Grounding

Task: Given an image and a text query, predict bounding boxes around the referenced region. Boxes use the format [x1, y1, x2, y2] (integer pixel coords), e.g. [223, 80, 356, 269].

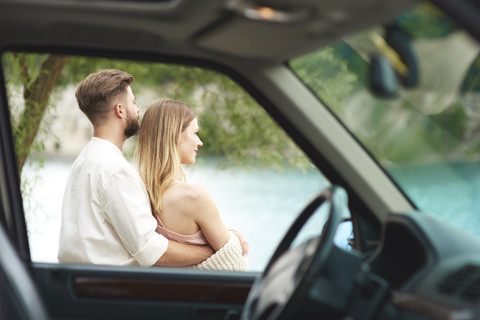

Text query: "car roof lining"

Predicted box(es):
[0, 0, 419, 62]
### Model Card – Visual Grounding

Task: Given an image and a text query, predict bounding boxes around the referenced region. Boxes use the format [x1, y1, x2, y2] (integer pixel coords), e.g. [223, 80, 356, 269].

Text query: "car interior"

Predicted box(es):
[1, 0, 480, 319]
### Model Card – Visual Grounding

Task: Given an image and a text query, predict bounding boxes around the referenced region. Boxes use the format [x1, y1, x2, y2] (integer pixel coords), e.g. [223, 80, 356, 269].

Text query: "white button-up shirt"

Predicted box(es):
[58, 137, 168, 266]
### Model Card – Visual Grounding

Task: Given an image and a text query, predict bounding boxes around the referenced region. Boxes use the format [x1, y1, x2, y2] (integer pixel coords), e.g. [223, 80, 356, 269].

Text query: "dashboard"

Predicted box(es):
[368, 212, 480, 319]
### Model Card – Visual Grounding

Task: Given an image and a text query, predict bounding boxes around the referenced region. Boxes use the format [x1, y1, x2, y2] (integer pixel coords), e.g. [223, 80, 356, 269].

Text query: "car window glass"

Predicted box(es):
[2, 53, 329, 271]
[289, 3, 480, 240]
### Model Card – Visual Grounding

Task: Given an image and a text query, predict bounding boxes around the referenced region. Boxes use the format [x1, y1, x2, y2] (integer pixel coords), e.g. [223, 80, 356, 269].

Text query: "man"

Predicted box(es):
[58, 69, 215, 266]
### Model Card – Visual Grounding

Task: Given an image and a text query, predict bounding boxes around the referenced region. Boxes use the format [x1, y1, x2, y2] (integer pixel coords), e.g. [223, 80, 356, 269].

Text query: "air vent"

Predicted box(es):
[461, 277, 480, 302]
[438, 265, 480, 302]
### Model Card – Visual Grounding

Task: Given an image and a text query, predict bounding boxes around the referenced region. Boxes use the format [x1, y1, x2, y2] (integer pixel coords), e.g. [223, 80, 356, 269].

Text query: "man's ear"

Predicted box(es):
[113, 103, 124, 119]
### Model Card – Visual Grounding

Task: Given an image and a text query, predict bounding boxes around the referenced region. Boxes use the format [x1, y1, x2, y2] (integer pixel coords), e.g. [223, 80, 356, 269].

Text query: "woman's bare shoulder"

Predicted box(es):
[164, 183, 213, 210]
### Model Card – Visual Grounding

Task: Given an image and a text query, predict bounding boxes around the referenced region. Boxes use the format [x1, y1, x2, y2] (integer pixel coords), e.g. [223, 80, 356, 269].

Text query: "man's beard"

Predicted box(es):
[124, 110, 140, 138]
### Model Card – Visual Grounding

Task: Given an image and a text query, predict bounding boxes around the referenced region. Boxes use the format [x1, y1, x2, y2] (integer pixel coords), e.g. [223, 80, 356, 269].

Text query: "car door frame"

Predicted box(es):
[0, 50, 261, 320]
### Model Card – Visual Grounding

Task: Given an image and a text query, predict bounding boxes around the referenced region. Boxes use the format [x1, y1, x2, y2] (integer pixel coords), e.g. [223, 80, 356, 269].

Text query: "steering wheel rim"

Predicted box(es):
[241, 185, 349, 320]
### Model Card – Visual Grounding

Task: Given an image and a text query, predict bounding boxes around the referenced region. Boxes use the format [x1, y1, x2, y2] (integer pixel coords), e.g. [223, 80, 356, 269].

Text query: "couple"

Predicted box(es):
[58, 69, 248, 271]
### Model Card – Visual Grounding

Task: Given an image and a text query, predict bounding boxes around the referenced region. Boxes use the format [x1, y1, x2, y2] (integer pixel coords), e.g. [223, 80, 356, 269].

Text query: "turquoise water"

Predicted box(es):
[24, 158, 480, 271]
[389, 161, 480, 240]
[24, 158, 328, 271]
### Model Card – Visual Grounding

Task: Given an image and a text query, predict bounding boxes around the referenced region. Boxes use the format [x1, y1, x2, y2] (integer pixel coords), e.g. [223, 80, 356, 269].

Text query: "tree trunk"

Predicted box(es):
[15, 55, 70, 174]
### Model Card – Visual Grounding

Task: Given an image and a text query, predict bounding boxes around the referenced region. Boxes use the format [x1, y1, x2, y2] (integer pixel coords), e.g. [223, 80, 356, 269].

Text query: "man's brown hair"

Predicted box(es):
[75, 69, 134, 125]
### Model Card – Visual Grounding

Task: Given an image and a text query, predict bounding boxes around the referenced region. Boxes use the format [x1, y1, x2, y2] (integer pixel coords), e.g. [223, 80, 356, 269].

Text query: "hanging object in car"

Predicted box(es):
[370, 55, 398, 98]
[369, 25, 419, 98]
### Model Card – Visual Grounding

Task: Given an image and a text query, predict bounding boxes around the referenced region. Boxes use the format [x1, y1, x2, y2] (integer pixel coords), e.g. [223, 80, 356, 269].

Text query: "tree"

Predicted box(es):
[3, 53, 69, 175]
[4, 53, 314, 178]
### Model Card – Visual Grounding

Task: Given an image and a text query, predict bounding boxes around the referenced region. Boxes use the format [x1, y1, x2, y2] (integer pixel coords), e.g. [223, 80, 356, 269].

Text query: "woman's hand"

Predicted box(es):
[230, 229, 249, 256]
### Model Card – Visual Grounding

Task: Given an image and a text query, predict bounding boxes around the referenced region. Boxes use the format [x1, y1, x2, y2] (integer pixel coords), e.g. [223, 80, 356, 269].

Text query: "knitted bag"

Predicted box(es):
[191, 232, 249, 271]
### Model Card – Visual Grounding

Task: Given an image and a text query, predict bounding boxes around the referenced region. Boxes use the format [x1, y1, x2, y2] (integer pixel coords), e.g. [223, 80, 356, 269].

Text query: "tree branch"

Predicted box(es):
[15, 54, 70, 173]
[12, 52, 31, 92]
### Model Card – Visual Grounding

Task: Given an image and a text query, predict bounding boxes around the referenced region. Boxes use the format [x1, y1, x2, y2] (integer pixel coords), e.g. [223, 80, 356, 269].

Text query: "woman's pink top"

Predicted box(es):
[155, 216, 208, 245]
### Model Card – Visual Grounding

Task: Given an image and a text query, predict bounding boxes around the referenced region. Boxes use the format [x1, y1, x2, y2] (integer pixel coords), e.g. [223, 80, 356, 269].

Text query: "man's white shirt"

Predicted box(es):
[58, 137, 168, 266]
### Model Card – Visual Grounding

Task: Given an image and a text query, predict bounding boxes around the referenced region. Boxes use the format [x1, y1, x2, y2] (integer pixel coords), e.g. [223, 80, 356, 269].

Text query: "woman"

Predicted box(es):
[136, 99, 248, 271]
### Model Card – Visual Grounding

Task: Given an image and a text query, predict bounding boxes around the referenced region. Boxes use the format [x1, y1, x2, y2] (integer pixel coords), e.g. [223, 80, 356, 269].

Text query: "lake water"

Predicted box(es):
[24, 158, 480, 271]
[23, 158, 328, 271]
[389, 161, 480, 239]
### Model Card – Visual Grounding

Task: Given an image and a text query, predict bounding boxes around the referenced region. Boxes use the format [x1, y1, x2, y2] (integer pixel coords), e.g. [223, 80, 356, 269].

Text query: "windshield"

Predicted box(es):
[290, 3, 480, 238]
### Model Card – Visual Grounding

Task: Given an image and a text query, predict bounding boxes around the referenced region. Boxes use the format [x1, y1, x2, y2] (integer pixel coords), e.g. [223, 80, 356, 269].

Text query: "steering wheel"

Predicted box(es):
[241, 186, 350, 320]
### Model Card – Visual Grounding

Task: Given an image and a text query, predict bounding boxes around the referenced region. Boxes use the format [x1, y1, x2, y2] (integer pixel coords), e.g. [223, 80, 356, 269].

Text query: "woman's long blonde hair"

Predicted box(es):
[136, 99, 196, 213]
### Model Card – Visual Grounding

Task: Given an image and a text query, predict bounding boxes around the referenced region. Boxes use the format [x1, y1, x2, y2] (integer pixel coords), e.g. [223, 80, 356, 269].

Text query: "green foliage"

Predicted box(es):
[6, 53, 68, 172]
[330, 42, 369, 86]
[4, 52, 313, 174]
[57, 56, 174, 88]
[461, 53, 480, 93]
[290, 41, 473, 166]
[396, 2, 457, 39]
[3, 53, 51, 169]
[430, 103, 468, 141]
[142, 65, 312, 171]
[288, 3, 480, 168]
[290, 46, 358, 115]
[2, 53, 65, 201]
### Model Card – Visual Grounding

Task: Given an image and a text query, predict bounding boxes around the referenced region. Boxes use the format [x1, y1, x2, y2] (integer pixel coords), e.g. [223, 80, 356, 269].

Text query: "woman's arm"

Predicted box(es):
[184, 185, 230, 252]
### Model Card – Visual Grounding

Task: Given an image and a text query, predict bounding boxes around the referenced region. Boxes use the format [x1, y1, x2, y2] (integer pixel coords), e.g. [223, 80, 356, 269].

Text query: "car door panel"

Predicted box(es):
[32, 262, 256, 320]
